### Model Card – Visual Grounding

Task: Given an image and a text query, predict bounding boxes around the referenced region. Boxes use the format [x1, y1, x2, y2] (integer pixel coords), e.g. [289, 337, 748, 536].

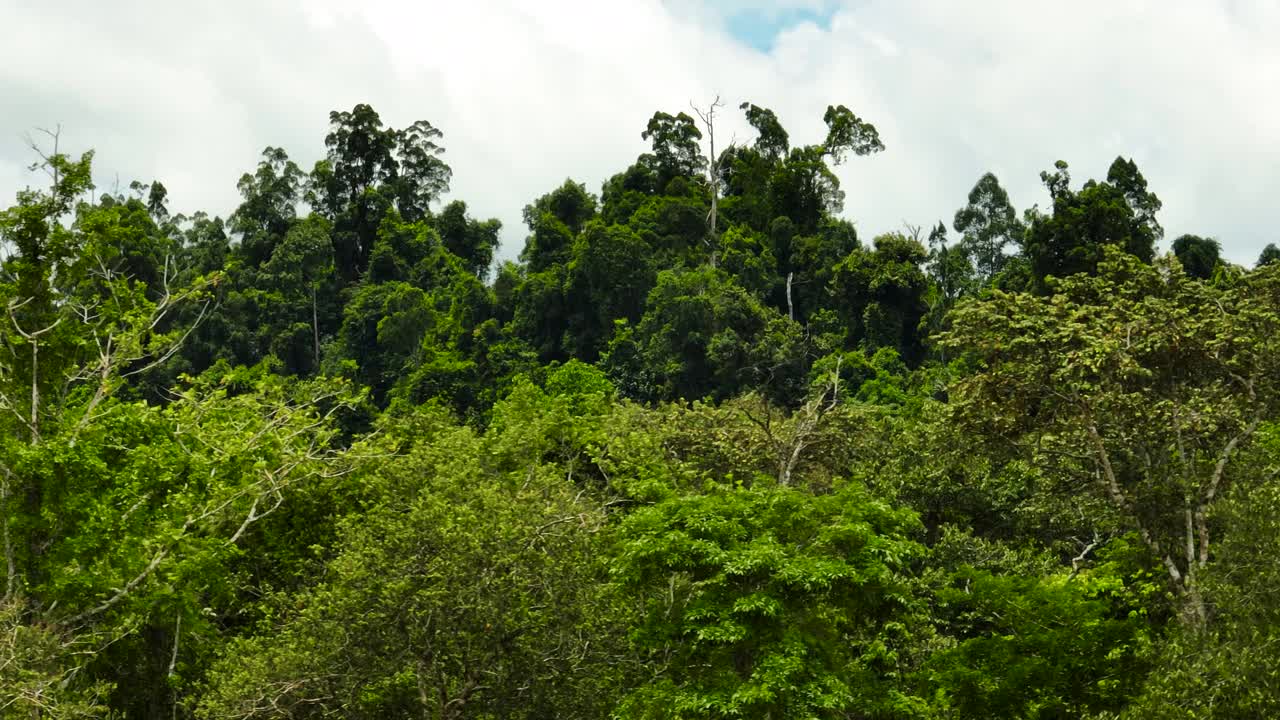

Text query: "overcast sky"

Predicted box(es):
[2, 0, 1277, 265]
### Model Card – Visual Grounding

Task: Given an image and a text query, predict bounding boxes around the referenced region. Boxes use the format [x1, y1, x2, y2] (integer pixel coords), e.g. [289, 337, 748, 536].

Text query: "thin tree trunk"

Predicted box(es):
[311, 286, 321, 370]
[786, 272, 795, 322]
[692, 96, 727, 268]
[29, 340, 38, 445]
[1, 471, 13, 603]
[707, 115, 718, 267]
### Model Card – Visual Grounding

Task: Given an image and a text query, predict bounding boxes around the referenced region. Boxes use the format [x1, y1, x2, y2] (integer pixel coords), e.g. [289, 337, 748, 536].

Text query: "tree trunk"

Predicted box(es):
[29, 340, 38, 445]
[786, 272, 795, 322]
[693, 96, 726, 269]
[311, 286, 321, 371]
[1181, 583, 1209, 629]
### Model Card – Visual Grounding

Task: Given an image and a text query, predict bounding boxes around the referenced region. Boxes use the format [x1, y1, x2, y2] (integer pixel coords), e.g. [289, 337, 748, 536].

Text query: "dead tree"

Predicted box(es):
[691, 96, 735, 268]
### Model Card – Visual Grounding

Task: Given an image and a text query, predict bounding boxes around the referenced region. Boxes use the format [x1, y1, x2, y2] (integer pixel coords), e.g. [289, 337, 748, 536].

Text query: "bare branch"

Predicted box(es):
[65, 546, 171, 627]
[1069, 531, 1103, 578]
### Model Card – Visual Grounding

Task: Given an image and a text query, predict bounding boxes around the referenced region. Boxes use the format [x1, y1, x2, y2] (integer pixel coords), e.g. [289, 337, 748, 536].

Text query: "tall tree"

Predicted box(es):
[820, 104, 886, 163]
[229, 147, 303, 268]
[641, 111, 706, 192]
[314, 104, 398, 213]
[739, 102, 790, 162]
[768, 103, 882, 237]
[563, 220, 656, 361]
[1171, 234, 1222, 280]
[767, 146, 845, 236]
[260, 214, 338, 374]
[309, 104, 453, 282]
[922, 221, 976, 351]
[1022, 158, 1162, 289]
[435, 199, 500, 281]
[953, 172, 1023, 282]
[391, 118, 452, 222]
[1107, 156, 1164, 241]
[519, 179, 598, 273]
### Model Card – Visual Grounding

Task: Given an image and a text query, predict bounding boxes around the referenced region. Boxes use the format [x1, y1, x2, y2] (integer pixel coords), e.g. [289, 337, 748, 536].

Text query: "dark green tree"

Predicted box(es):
[739, 102, 789, 161]
[1257, 243, 1280, 268]
[641, 111, 706, 191]
[953, 172, 1023, 282]
[435, 199, 500, 280]
[391, 118, 452, 222]
[767, 146, 845, 236]
[784, 218, 861, 324]
[259, 214, 339, 375]
[519, 179, 598, 273]
[601, 158, 660, 226]
[327, 281, 437, 402]
[716, 144, 775, 232]
[563, 220, 656, 361]
[821, 104, 886, 163]
[1107, 156, 1164, 240]
[309, 104, 453, 282]
[603, 267, 808, 404]
[921, 221, 976, 351]
[1022, 158, 1162, 290]
[229, 147, 303, 268]
[831, 232, 930, 363]
[1171, 233, 1222, 280]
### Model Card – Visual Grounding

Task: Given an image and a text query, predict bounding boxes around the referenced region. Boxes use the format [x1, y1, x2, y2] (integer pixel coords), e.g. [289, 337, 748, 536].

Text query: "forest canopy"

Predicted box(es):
[1, 100, 1278, 719]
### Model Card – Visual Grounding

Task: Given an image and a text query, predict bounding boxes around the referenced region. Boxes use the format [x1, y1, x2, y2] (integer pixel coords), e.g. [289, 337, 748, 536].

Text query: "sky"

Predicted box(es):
[1, 0, 1277, 266]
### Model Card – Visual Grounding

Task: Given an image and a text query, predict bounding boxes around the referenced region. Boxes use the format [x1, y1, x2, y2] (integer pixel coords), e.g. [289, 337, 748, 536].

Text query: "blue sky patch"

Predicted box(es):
[724, 5, 837, 53]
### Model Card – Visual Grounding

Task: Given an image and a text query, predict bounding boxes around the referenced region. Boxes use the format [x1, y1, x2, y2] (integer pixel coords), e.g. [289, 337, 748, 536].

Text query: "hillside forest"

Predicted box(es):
[3, 100, 1280, 719]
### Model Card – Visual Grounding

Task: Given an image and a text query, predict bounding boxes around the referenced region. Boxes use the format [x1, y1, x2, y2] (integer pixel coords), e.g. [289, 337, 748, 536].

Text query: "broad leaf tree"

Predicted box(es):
[612, 482, 926, 719]
[943, 249, 1280, 625]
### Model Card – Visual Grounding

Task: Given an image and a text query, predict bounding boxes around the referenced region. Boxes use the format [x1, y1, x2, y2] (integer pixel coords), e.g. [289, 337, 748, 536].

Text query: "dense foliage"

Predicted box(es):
[2, 101, 1278, 719]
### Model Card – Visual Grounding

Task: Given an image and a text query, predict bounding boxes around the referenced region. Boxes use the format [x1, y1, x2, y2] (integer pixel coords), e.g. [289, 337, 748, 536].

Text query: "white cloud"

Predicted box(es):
[1, 0, 1276, 265]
